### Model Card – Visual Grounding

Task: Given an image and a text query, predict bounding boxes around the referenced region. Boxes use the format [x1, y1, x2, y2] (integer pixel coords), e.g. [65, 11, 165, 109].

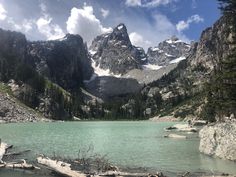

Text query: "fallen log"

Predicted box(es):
[0, 159, 40, 170]
[98, 171, 163, 177]
[37, 156, 86, 177]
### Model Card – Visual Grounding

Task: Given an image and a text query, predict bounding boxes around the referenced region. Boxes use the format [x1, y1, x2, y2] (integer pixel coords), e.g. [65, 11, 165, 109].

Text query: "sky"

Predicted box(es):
[0, 0, 221, 50]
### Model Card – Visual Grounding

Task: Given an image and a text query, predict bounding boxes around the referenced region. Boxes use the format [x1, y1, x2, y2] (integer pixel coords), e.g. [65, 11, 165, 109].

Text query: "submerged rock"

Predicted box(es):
[164, 134, 187, 139]
[165, 124, 197, 132]
[199, 123, 236, 161]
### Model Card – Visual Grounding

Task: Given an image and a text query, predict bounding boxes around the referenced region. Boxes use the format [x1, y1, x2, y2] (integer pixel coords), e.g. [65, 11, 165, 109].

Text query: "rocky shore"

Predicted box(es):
[199, 122, 236, 161]
[0, 92, 49, 123]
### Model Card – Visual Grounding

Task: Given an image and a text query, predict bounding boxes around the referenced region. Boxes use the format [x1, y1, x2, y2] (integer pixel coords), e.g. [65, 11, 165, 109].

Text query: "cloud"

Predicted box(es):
[125, 0, 141, 7]
[0, 3, 7, 20]
[66, 5, 112, 44]
[129, 32, 151, 49]
[176, 14, 204, 32]
[125, 0, 178, 8]
[36, 3, 65, 40]
[36, 16, 64, 40]
[101, 8, 109, 18]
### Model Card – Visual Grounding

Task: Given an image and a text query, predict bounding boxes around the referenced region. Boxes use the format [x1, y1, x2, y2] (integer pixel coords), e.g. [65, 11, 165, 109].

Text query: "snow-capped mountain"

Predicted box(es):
[89, 24, 146, 76]
[147, 36, 191, 66]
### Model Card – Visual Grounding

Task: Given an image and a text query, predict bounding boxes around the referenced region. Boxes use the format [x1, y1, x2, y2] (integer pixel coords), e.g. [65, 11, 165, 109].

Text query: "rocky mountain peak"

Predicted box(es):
[89, 23, 144, 75]
[147, 37, 191, 66]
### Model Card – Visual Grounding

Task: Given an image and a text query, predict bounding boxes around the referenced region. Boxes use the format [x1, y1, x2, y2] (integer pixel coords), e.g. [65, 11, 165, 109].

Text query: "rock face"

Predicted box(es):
[147, 36, 191, 66]
[27, 34, 93, 90]
[89, 24, 145, 75]
[85, 76, 142, 100]
[199, 123, 236, 161]
[0, 29, 27, 61]
[191, 16, 234, 71]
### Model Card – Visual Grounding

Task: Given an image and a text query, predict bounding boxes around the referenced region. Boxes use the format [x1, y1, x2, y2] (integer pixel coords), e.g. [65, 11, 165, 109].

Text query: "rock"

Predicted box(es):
[192, 120, 207, 126]
[199, 122, 236, 161]
[164, 134, 187, 139]
[165, 124, 197, 132]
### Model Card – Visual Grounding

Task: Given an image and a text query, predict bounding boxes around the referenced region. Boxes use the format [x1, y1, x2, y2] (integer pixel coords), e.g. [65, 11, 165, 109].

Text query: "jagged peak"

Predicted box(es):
[116, 23, 126, 30]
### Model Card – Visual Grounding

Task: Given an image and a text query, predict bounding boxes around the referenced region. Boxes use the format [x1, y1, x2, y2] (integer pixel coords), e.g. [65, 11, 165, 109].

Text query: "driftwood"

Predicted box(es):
[99, 171, 163, 177]
[37, 156, 86, 177]
[37, 156, 165, 177]
[0, 141, 38, 170]
[0, 159, 40, 170]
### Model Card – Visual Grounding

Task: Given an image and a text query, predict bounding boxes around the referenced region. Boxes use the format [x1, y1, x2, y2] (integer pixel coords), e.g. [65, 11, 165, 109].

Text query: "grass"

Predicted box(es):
[0, 82, 13, 95]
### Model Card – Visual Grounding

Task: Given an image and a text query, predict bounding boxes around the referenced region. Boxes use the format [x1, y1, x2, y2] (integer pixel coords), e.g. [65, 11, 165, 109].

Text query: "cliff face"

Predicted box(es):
[27, 34, 93, 90]
[0, 29, 27, 61]
[191, 16, 234, 71]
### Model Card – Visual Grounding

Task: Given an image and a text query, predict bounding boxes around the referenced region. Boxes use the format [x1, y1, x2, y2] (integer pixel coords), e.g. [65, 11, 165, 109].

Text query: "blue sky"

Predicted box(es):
[0, 0, 221, 50]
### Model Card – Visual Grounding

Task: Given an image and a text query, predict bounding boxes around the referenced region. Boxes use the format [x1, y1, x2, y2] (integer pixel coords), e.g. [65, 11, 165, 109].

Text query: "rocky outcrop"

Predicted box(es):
[0, 92, 48, 123]
[199, 123, 236, 161]
[27, 34, 93, 90]
[190, 16, 234, 71]
[147, 36, 191, 66]
[89, 24, 145, 75]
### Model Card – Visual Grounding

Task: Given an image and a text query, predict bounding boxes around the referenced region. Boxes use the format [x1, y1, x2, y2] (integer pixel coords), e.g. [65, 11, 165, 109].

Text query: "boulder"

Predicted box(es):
[199, 122, 236, 161]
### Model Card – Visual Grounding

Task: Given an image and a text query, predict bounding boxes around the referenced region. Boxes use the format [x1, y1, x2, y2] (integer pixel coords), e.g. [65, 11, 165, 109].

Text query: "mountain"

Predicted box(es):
[147, 36, 191, 66]
[0, 13, 234, 122]
[0, 30, 94, 120]
[27, 34, 93, 91]
[89, 24, 146, 75]
[140, 15, 235, 120]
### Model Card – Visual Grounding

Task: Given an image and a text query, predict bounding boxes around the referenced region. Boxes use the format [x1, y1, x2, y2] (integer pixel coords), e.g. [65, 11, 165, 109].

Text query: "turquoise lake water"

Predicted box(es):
[0, 121, 235, 177]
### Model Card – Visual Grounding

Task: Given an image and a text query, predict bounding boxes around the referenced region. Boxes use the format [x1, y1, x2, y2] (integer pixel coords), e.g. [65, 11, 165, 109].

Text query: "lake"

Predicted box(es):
[0, 121, 235, 177]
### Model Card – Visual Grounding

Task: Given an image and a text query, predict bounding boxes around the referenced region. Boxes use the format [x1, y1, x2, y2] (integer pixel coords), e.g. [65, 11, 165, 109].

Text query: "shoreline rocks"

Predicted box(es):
[199, 122, 236, 161]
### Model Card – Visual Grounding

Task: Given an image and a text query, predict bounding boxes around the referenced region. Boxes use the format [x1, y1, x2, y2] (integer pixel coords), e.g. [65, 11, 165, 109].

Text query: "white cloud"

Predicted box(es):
[36, 3, 64, 40]
[0, 3, 7, 20]
[22, 19, 34, 32]
[125, 0, 141, 7]
[66, 5, 112, 44]
[176, 14, 204, 32]
[101, 8, 109, 18]
[129, 32, 151, 49]
[125, 0, 177, 8]
[36, 15, 64, 40]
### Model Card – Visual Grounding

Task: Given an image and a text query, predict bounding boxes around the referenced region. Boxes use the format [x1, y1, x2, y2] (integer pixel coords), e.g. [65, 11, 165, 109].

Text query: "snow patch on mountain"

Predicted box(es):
[143, 63, 162, 70]
[169, 56, 186, 64]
